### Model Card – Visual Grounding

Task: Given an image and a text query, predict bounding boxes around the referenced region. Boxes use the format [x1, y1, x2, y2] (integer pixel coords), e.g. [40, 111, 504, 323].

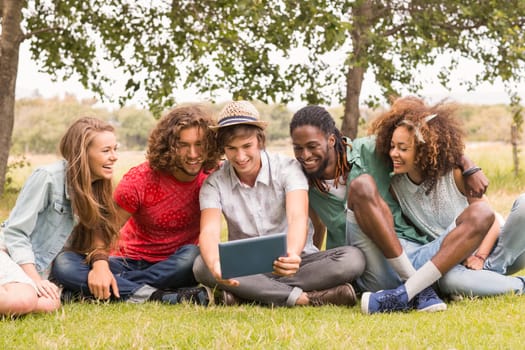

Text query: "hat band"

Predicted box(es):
[218, 115, 259, 127]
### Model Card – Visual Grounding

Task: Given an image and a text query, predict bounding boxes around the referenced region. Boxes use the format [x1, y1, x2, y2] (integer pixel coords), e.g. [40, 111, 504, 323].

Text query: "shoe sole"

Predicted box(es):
[417, 302, 447, 312]
[360, 291, 373, 314]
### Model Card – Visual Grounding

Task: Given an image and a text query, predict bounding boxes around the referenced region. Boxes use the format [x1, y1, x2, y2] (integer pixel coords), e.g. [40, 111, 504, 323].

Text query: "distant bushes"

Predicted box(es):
[10, 96, 523, 155]
[12, 96, 155, 154]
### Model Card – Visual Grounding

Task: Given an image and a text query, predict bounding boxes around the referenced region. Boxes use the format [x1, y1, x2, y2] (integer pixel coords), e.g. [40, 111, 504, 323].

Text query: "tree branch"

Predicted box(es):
[22, 26, 62, 40]
[383, 24, 406, 37]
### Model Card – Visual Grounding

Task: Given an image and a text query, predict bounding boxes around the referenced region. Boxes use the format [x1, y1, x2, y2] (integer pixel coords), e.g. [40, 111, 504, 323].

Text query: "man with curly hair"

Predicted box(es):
[110, 104, 221, 305]
[289, 101, 492, 314]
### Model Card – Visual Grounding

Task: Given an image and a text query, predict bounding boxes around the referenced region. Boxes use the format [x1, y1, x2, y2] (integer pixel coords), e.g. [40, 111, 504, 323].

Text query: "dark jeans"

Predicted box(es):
[51, 244, 200, 300]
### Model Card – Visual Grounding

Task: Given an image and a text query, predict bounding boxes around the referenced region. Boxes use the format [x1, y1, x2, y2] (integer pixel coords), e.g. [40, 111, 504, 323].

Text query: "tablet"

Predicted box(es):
[219, 233, 287, 279]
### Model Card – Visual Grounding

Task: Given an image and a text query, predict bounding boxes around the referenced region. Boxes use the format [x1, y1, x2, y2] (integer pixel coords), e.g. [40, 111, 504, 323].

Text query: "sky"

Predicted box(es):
[15, 42, 525, 111]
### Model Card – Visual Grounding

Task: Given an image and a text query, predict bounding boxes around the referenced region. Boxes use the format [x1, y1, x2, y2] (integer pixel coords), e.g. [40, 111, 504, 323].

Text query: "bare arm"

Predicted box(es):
[273, 189, 308, 276]
[20, 263, 60, 300]
[458, 155, 489, 198]
[115, 205, 132, 229]
[87, 234, 120, 300]
[285, 189, 308, 256]
[454, 168, 499, 270]
[88, 202, 132, 298]
[86, 204, 131, 299]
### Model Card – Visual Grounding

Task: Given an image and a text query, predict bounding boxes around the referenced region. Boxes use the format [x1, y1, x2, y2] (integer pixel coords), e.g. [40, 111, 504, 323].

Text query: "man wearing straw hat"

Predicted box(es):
[193, 100, 365, 307]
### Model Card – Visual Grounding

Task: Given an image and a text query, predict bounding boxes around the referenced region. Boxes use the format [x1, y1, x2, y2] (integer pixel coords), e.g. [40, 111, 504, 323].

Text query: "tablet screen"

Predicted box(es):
[219, 233, 287, 279]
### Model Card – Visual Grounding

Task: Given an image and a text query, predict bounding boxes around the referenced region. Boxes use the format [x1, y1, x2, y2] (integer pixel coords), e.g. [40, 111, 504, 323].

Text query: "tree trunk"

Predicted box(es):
[342, 66, 365, 139]
[342, 0, 373, 139]
[0, 0, 23, 197]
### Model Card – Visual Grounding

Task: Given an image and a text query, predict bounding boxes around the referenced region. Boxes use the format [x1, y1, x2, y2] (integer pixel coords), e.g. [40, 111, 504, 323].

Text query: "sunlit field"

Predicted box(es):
[2, 141, 523, 220]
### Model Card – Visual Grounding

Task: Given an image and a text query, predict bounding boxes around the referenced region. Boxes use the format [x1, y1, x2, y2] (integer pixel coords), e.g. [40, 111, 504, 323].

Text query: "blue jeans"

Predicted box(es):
[347, 194, 525, 296]
[438, 194, 525, 296]
[51, 244, 200, 301]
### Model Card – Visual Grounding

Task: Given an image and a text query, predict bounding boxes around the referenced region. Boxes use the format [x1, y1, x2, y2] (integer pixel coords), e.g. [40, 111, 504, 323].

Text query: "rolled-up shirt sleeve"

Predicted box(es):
[282, 158, 309, 193]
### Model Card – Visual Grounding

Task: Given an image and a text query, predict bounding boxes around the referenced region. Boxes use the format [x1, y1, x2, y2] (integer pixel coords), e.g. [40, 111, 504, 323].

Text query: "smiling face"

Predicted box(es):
[223, 133, 262, 184]
[172, 126, 206, 182]
[389, 126, 422, 183]
[88, 131, 118, 182]
[291, 125, 336, 179]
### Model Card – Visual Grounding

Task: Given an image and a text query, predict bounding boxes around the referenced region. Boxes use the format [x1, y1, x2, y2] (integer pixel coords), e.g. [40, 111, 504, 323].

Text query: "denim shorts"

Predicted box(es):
[400, 222, 455, 270]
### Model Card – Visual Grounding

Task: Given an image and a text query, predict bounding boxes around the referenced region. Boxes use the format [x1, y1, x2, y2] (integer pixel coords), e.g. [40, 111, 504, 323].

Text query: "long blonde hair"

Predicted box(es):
[59, 117, 119, 253]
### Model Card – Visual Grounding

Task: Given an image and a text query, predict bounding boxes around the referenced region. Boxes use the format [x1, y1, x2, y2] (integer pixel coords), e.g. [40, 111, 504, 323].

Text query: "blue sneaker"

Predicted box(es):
[413, 286, 447, 312]
[361, 285, 411, 314]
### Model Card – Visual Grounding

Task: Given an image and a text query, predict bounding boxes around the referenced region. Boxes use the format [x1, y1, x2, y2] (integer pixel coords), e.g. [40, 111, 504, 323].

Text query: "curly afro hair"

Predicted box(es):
[369, 96, 465, 193]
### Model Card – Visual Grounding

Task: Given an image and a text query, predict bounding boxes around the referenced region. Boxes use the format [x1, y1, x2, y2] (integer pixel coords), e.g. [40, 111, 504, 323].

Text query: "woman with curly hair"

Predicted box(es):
[2, 117, 119, 315]
[53, 104, 221, 305]
[373, 96, 525, 297]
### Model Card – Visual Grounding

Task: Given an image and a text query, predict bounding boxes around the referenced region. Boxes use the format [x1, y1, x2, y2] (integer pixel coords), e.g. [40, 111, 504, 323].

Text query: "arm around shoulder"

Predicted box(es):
[457, 155, 488, 197]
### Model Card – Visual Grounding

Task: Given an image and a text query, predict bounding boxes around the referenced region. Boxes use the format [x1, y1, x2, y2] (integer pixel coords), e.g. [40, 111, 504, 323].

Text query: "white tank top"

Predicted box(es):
[390, 171, 468, 239]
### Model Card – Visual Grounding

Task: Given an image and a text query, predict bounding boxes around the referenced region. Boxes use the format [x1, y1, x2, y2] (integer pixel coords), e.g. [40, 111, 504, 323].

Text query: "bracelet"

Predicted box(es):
[462, 166, 482, 177]
[473, 254, 486, 262]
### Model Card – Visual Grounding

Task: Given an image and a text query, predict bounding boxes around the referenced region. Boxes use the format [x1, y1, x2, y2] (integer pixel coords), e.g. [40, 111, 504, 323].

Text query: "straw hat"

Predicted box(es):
[211, 100, 268, 130]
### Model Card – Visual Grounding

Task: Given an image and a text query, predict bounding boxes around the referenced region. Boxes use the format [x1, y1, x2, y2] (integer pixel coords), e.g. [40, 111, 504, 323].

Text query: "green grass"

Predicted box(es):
[1, 142, 525, 349]
[1, 295, 525, 349]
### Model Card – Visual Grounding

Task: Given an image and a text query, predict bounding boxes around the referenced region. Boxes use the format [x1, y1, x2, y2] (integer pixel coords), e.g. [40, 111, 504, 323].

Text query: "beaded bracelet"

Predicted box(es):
[462, 166, 482, 177]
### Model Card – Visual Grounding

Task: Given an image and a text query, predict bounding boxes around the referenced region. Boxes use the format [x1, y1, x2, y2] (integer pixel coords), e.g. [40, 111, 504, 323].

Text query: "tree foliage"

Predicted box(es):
[11, 96, 521, 154]
[22, 1, 525, 132]
[1, 0, 525, 195]
[11, 96, 158, 154]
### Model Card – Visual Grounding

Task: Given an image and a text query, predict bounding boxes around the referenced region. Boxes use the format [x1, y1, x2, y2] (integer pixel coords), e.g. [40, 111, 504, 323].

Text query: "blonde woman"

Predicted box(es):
[2, 117, 119, 312]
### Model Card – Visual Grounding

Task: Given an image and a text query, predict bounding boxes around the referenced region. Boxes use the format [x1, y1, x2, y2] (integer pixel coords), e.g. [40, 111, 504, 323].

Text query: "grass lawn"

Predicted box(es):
[1, 142, 524, 349]
[1, 295, 525, 349]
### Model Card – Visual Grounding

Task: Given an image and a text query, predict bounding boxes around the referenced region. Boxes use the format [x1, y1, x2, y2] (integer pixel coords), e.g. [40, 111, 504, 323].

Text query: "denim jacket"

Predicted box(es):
[2, 160, 74, 278]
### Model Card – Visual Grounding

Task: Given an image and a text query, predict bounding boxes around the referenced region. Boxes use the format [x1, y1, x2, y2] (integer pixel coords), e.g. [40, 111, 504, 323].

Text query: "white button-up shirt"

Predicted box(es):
[200, 150, 317, 254]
